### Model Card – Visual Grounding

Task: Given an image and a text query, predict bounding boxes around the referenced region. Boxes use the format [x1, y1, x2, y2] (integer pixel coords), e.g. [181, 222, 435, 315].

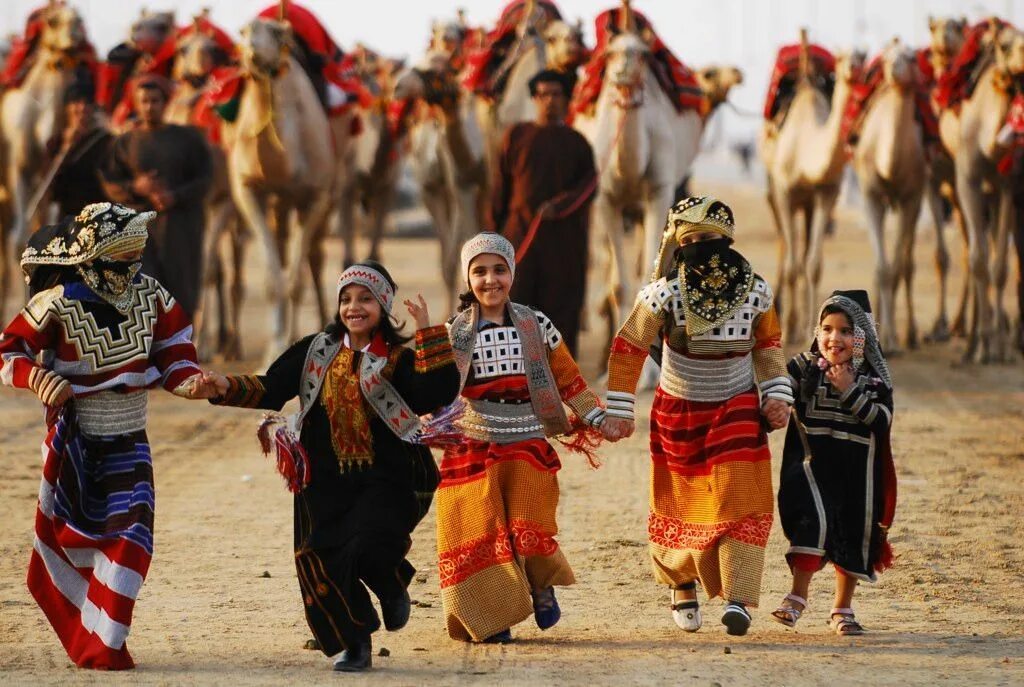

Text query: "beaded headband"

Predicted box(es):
[461, 232, 516, 282]
[336, 265, 395, 313]
[666, 195, 736, 243]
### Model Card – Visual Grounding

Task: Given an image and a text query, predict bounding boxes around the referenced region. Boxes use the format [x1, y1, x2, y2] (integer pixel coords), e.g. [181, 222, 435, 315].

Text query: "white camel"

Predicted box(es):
[228, 17, 334, 363]
[0, 1, 88, 314]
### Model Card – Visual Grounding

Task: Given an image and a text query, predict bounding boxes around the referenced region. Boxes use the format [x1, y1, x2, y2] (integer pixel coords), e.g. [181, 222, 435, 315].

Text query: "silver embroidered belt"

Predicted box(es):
[76, 390, 148, 435]
[457, 398, 545, 444]
[660, 349, 755, 402]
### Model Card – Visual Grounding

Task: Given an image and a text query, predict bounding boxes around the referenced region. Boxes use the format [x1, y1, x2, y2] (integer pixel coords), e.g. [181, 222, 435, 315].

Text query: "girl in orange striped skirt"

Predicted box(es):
[604, 197, 793, 636]
[435, 232, 610, 643]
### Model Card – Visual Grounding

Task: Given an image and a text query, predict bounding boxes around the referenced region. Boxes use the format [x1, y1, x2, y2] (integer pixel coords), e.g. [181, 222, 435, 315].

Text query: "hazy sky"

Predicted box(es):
[4, 0, 1022, 138]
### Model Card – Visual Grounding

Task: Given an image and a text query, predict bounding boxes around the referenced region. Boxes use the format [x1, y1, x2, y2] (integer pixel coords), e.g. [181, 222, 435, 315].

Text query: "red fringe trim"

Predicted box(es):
[874, 536, 896, 574]
[554, 414, 604, 469]
[257, 414, 312, 494]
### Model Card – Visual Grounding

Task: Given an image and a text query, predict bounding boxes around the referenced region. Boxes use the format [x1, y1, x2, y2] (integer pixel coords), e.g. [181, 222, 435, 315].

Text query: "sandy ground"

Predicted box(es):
[1, 179, 1022, 686]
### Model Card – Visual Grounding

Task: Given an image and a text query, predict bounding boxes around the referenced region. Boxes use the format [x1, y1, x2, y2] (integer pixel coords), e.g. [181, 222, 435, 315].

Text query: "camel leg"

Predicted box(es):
[896, 193, 923, 350]
[773, 188, 802, 343]
[194, 201, 231, 361]
[422, 185, 454, 313]
[367, 187, 391, 263]
[224, 213, 248, 361]
[862, 191, 897, 352]
[949, 202, 971, 337]
[289, 190, 332, 343]
[637, 186, 674, 390]
[307, 219, 329, 328]
[1015, 188, 1024, 354]
[924, 181, 951, 342]
[592, 192, 628, 343]
[806, 189, 839, 344]
[956, 169, 991, 364]
[338, 181, 359, 268]
[766, 181, 786, 318]
[6, 164, 30, 267]
[231, 177, 287, 362]
[990, 190, 1014, 362]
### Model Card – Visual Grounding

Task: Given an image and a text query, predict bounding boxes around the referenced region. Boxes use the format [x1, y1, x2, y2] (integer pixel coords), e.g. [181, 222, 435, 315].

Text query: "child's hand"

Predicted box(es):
[602, 417, 635, 441]
[761, 398, 790, 429]
[825, 363, 856, 393]
[186, 372, 229, 399]
[404, 294, 431, 330]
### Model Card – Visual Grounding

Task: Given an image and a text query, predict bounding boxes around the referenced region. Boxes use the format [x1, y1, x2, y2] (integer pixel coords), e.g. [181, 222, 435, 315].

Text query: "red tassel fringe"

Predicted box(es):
[554, 414, 605, 469]
[257, 414, 312, 494]
[874, 538, 896, 574]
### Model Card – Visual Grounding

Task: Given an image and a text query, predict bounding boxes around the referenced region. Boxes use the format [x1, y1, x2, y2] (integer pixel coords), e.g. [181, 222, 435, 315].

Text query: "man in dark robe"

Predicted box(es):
[102, 77, 212, 317]
[489, 69, 596, 355]
[45, 81, 113, 219]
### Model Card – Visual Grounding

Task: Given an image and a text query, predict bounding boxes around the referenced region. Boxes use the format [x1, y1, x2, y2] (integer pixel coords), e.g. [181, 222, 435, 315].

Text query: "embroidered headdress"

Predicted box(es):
[666, 195, 736, 243]
[812, 289, 893, 389]
[20, 202, 154, 312]
[461, 231, 516, 283]
[336, 264, 395, 314]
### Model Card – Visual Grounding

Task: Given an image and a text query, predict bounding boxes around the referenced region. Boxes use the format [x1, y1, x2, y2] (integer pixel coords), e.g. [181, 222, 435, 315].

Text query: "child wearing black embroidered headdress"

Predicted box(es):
[771, 289, 897, 636]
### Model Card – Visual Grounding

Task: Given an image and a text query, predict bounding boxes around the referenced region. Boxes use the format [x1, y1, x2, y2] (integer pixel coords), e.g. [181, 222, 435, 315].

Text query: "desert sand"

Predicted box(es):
[1, 179, 1022, 686]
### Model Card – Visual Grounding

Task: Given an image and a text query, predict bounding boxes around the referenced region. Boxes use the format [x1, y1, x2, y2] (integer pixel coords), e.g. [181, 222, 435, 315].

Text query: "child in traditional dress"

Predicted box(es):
[435, 232, 609, 644]
[771, 290, 896, 636]
[0, 203, 210, 670]
[603, 197, 792, 636]
[196, 261, 459, 671]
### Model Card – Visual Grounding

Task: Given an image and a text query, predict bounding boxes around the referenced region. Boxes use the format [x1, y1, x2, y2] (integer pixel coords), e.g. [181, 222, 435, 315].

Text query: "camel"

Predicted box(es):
[761, 31, 862, 342]
[0, 1, 89, 316]
[851, 41, 929, 352]
[166, 17, 247, 361]
[228, 16, 334, 364]
[573, 4, 742, 333]
[107, 10, 176, 131]
[396, 52, 487, 313]
[938, 22, 1024, 362]
[334, 49, 406, 267]
[923, 16, 969, 342]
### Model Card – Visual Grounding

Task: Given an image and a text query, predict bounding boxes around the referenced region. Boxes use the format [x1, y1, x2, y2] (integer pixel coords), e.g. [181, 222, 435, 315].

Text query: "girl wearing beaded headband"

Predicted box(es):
[435, 232, 613, 644]
[605, 196, 793, 637]
[772, 290, 896, 636]
[195, 260, 459, 672]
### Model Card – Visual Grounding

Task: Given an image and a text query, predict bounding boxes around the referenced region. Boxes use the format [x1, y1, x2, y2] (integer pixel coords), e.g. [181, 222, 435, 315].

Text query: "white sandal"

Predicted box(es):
[830, 607, 864, 636]
[670, 587, 702, 632]
[770, 593, 807, 628]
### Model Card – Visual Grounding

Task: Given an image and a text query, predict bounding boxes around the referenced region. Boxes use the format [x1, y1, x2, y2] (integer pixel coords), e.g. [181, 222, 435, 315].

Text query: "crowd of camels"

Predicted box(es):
[0, 0, 1021, 367]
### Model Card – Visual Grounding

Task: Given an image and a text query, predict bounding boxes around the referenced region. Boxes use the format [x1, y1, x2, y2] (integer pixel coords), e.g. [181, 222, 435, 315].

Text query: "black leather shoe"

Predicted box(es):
[333, 637, 372, 672]
[381, 588, 411, 631]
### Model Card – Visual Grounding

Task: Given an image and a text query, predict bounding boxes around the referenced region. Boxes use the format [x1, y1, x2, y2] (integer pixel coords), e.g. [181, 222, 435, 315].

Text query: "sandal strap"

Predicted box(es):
[671, 600, 700, 611]
[784, 593, 808, 609]
[723, 603, 751, 620]
[830, 607, 854, 616]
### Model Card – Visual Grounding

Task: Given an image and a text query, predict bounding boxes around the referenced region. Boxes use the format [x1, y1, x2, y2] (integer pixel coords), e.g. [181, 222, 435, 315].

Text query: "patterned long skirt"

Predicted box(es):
[647, 387, 773, 606]
[28, 405, 154, 670]
[436, 438, 575, 641]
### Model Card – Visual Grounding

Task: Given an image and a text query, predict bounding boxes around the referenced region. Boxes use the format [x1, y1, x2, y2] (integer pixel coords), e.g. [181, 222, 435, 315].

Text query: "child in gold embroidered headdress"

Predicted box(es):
[435, 231, 610, 644]
[604, 197, 793, 637]
[197, 261, 459, 672]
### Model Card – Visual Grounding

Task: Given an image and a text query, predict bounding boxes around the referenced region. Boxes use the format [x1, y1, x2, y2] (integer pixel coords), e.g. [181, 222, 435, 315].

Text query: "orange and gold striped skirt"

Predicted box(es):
[647, 387, 773, 606]
[436, 438, 575, 641]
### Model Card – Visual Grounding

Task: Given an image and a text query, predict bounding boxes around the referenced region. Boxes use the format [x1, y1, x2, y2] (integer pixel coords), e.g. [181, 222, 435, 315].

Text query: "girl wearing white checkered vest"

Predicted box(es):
[435, 231, 613, 644]
[772, 289, 896, 636]
[603, 196, 793, 637]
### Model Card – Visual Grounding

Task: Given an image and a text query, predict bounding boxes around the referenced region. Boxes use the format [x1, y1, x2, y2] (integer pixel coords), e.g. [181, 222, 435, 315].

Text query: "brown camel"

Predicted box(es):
[939, 23, 1024, 363]
[851, 41, 928, 352]
[761, 30, 863, 342]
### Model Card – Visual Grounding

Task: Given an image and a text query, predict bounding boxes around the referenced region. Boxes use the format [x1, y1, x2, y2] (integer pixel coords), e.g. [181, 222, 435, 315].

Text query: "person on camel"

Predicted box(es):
[97, 11, 177, 121]
[0, 4, 97, 91]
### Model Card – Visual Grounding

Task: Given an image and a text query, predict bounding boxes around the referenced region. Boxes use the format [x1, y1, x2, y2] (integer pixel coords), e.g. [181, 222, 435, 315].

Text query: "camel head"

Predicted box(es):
[696, 65, 743, 110]
[835, 49, 866, 86]
[994, 25, 1024, 76]
[927, 16, 967, 60]
[39, 2, 86, 55]
[174, 17, 222, 82]
[130, 9, 174, 55]
[544, 19, 587, 72]
[881, 39, 918, 91]
[239, 18, 293, 78]
[605, 32, 649, 97]
[516, 0, 555, 39]
[429, 19, 465, 59]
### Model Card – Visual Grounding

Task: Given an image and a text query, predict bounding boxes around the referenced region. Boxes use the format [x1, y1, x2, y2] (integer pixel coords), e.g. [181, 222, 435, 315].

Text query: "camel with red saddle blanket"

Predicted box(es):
[850, 40, 932, 353]
[573, 0, 743, 380]
[936, 19, 1024, 362]
[0, 1, 95, 318]
[165, 11, 247, 363]
[760, 30, 863, 342]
